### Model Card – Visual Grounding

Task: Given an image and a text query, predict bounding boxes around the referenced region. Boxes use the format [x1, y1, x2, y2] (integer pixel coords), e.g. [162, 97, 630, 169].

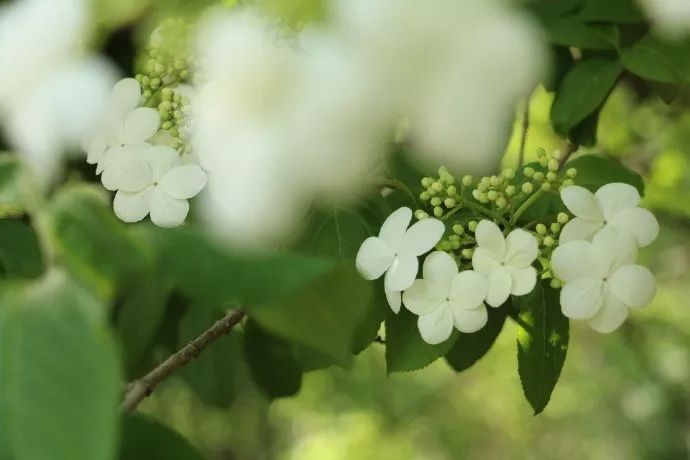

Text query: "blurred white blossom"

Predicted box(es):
[638, 0, 690, 38]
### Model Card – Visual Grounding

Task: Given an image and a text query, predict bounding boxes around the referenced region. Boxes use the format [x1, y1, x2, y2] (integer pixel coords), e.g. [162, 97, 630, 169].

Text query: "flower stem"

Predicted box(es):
[511, 189, 543, 225]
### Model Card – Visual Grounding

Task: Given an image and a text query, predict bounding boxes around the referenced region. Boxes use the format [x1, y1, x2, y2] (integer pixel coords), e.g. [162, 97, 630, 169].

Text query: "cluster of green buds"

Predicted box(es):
[522, 147, 577, 194]
[531, 212, 571, 288]
[471, 168, 517, 209]
[415, 166, 468, 219]
[436, 220, 479, 266]
[158, 87, 191, 153]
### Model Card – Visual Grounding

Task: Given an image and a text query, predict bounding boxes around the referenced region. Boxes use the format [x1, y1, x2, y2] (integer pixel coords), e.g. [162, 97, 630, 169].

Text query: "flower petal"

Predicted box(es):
[560, 278, 604, 319]
[149, 188, 189, 228]
[86, 134, 107, 165]
[608, 265, 656, 308]
[399, 218, 445, 256]
[379, 207, 412, 250]
[590, 226, 638, 276]
[550, 240, 595, 282]
[474, 220, 505, 260]
[559, 217, 602, 244]
[384, 254, 418, 292]
[595, 182, 640, 222]
[386, 288, 401, 313]
[402, 279, 446, 316]
[355, 237, 394, 280]
[504, 228, 538, 267]
[450, 303, 488, 333]
[588, 289, 629, 333]
[422, 251, 457, 286]
[505, 265, 536, 296]
[609, 207, 659, 247]
[471, 247, 500, 275]
[144, 145, 181, 181]
[123, 107, 160, 144]
[100, 149, 152, 192]
[160, 164, 207, 199]
[485, 267, 512, 307]
[449, 270, 488, 309]
[113, 188, 153, 223]
[561, 185, 603, 221]
[417, 304, 454, 345]
[110, 78, 141, 115]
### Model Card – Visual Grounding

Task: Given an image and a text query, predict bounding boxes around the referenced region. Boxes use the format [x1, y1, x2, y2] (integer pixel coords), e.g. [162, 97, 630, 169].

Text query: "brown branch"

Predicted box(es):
[558, 142, 579, 169]
[121, 308, 246, 413]
[517, 98, 530, 169]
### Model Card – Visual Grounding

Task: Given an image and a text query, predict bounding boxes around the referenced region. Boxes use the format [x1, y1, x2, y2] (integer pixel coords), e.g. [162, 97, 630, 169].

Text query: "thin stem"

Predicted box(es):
[443, 200, 507, 225]
[558, 142, 579, 169]
[511, 189, 544, 225]
[121, 308, 246, 413]
[517, 98, 530, 169]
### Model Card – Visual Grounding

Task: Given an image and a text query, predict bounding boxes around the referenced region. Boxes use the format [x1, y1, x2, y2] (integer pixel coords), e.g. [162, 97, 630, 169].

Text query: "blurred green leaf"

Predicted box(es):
[516, 282, 569, 415]
[178, 307, 240, 409]
[0, 156, 31, 218]
[0, 220, 43, 278]
[569, 109, 600, 147]
[118, 414, 205, 460]
[546, 19, 619, 50]
[445, 307, 507, 372]
[621, 34, 690, 84]
[575, 0, 644, 23]
[0, 271, 120, 460]
[250, 264, 371, 364]
[305, 208, 373, 259]
[385, 308, 458, 373]
[567, 154, 644, 194]
[351, 279, 388, 355]
[525, 0, 583, 21]
[550, 58, 622, 138]
[243, 320, 302, 399]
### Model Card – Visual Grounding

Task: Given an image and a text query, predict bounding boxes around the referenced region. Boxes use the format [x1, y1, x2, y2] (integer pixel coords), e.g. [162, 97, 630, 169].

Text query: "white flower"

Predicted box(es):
[355, 207, 444, 313]
[471, 220, 538, 307]
[85, 78, 160, 179]
[403, 251, 489, 344]
[551, 227, 656, 332]
[638, 0, 690, 38]
[559, 183, 659, 248]
[108, 145, 207, 228]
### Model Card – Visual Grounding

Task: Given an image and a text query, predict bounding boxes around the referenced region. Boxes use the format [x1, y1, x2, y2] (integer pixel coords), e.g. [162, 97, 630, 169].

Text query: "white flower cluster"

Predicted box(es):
[193, 0, 544, 245]
[84, 78, 206, 227]
[551, 183, 659, 332]
[356, 207, 539, 344]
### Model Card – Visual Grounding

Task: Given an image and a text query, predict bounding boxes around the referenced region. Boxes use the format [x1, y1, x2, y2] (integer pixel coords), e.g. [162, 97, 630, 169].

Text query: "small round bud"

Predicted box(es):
[150, 78, 161, 89]
[546, 172, 558, 182]
[433, 206, 444, 217]
[449, 234, 461, 243]
[430, 197, 442, 207]
[543, 236, 555, 247]
[441, 240, 452, 251]
[487, 190, 499, 201]
[444, 197, 456, 208]
[472, 189, 483, 201]
[523, 167, 535, 178]
[155, 62, 165, 75]
[461, 248, 474, 259]
[566, 168, 577, 178]
[505, 185, 516, 196]
[451, 240, 461, 250]
[489, 175, 501, 187]
[551, 150, 562, 161]
[452, 224, 464, 235]
[539, 158, 548, 168]
[549, 279, 562, 289]
[496, 197, 507, 208]
[160, 100, 173, 111]
[421, 177, 433, 187]
[550, 223, 561, 234]
[536, 147, 546, 158]
[431, 182, 444, 193]
[557, 212, 569, 224]
[462, 175, 473, 186]
[420, 191, 431, 201]
[536, 223, 547, 235]
[521, 182, 534, 194]
[478, 194, 489, 204]
[414, 210, 429, 220]
[540, 182, 552, 192]
[162, 121, 173, 130]
[533, 171, 545, 182]
[445, 174, 456, 185]
[142, 89, 152, 99]
[141, 75, 151, 87]
[547, 159, 559, 172]
[446, 185, 457, 196]
[159, 109, 170, 120]
[161, 87, 173, 100]
[503, 168, 515, 179]
[468, 220, 478, 232]
[477, 181, 489, 192]
[561, 179, 574, 187]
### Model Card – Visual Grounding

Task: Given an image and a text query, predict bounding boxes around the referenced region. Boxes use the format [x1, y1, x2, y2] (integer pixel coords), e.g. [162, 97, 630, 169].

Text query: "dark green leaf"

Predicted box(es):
[543, 46, 575, 92]
[385, 308, 457, 373]
[445, 307, 507, 372]
[243, 320, 302, 399]
[525, 0, 583, 21]
[569, 109, 600, 147]
[0, 220, 43, 278]
[516, 282, 569, 414]
[546, 19, 618, 50]
[621, 34, 690, 84]
[550, 58, 622, 138]
[0, 156, 31, 218]
[119, 414, 205, 460]
[250, 263, 371, 364]
[178, 307, 240, 408]
[0, 271, 121, 460]
[575, 0, 645, 23]
[567, 154, 644, 194]
[350, 279, 388, 355]
[306, 208, 373, 259]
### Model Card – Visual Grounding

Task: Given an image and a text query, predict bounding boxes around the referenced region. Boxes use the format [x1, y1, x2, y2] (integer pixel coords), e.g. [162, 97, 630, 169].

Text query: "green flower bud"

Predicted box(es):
[141, 75, 151, 87]
[155, 62, 165, 75]
[533, 171, 545, 182]
[521, 182, 533, 194]
[449, 234, 461, 243]
[523, 167, 535, 178]
[160, 100, 173, 111]
[505, 185, 516, 196]
[444, 197, 456, 208]
[150, 78, 161, 89]
[539, 158, 548, 168]
[421, 177, 433, 187]
[546, 171, 557, 182]
[441, 240, 452, 251]
[446, 185, 457, 196]
[159, 109, 170, 120]
[162, 121, 173, 130]
[547, 159, 559, 172]
[550, 223, 561, 234]
[472, 189, 482, 201]
[451, 240, 461, 250]
[503, 168, 515, 179]
[540, 182, 551, 191]
[432, 181, 444, 192]
[414, 210, 429, 220]
[536, 223, 547, 235]
[543, 236, 555, 247]
[462, 175, 473, 186]
[452, 224, 464, 235]
[433, 206, 444, 217]
[479, 195, 490, 204]
[561, 179, 574, 187]
[496, 197, 507, 208]
[549, 278, 562, 289]
[142, 89, 152, 99]
[430, 197, 442, 207]
[420, 191, 431, 201]
[566, 168, 577, 178]
[162, 87, 173, 100]
[557, 212, 569, 224]
[477, 181, 489, 192]
[536, 147, 546, 158]
[461, 248, 474, 259]
[487, 190, 499, 201]
[445, 174, 456, 185]
[468, 220, 478, 232]
[489, 175, 501, 187]
[551, 150, 562, 161]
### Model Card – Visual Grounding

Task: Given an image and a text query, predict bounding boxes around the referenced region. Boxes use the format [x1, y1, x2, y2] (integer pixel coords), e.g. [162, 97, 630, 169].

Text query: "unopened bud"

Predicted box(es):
[489, 175, 501, 187]
[505, 185, 516, 196]
[461, 248, 474, 259]
[462, 175, 473, 186]
[521, 182, 534, 194]
[468, 220, 478, 232]
[540, 182, 551, 191]
[496, 197, 507, 208]
[487, 190, 498, 201]
[431, 182, 444, 192]
[444, 197, 456, 208]
[433, 206, 444, 217]
[566, 168, 577, 178]
[420, 191, 431, 201]
[550, 223, 561, 234]
[446, 185, 457, 196]
[547, 159, 559, 172]
[546, 172, 557, 182]
[549, 278, 562, 289]
[503, 168, 515, 179]
[415, 210, 429, 220]
[536, 223, 547, 235]
[452, 224, 464, 235]
[536, 147, 546, 158]
[557, 212, 569, 224]
[543, 236, 555, 247]
[533, 171, 545, 182]
[561, 179, 574, 188]
[430, 197, 442, 207]
[523, 167, 535, 178]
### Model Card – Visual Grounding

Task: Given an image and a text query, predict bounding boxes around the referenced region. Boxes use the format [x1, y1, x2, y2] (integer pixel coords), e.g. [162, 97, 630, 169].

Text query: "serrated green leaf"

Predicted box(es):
[119, 414, 205, 460]
[621, 34, 690, 84]
[546, 19, 618, 50]
[243, 320, 302, 399]
[249, 264, 371, 364]
[567, 154, 644, 194]
[0, 271, 121, 460]
[445, 307, 506, 372]
[550, 58, 622, 137]
[385, 308, 457, 373]
[0, 220, 43, 278]
[516, 282, 569, 414]
[575, 0, 644, 23]
[178, 307, 239, 408]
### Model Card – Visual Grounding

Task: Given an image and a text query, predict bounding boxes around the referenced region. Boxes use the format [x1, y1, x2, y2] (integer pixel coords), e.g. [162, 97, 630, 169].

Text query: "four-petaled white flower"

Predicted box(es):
[108, 145, 207, 228]
[471, 220, 538, 307]
[356, 207, 444, 312]
[402, 251, 489, 344]
[85, 78, 160, 181]
[559, 183, 659, 248]
[551, 227, 656, 332]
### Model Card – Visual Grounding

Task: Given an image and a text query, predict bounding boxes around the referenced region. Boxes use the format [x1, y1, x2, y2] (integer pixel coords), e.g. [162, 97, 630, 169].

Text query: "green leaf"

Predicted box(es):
[178, 307, 240, 408]
[575, 0, 644, 23]
[0, 155, 32, 218]
[305, 208, 373, 259]
[569, 109, 600, 147]
[512, 162, 566, 223]
[43, 184, 152, 299]
[516, 282, 569, 414]
[0, 271, 121, 460]
[0, 220, 43, 278]
[621, 34, 690, 84]
[550, 58, 622, 137]
[546, 19, 618, 50]
[445, 307, 507, 372]
[350, 279, 388, 354]
[525, 0, 583, 21]
[385, 308, 457, 373]
[567, 154, 644, 194]
[243, 320, 302, 399]
[250, 263, 371, 364]
[119, 414, 205, 460]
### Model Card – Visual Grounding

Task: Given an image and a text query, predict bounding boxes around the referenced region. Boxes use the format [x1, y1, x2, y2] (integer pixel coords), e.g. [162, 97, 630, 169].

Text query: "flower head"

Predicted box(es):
[471, 220, 538, 307]
[559, 183, 659, 248]
[551, 227, 656, 332]
[355, 207, 444, 312]
[403, 251, 489, 344]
